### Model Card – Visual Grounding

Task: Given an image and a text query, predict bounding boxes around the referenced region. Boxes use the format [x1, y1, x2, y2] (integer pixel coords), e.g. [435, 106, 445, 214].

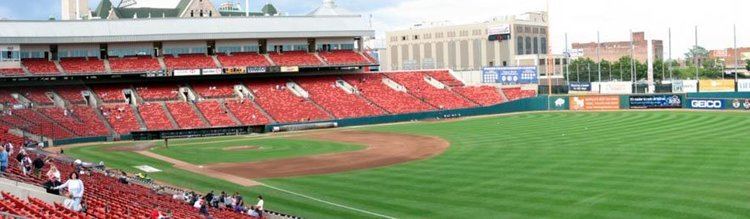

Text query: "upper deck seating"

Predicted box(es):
[319, 50, 371, 65]
[217, 52, 270, 67]
[109, 56, 162, 73]
[164, 54, 216, 70]
[268, 51, 322, 67]
[59, 57, 106, 75]
[22, 59, 60, 75]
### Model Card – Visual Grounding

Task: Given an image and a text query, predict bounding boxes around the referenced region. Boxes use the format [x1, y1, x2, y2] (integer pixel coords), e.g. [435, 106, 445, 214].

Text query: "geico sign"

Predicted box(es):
[691, 100, 722, 109]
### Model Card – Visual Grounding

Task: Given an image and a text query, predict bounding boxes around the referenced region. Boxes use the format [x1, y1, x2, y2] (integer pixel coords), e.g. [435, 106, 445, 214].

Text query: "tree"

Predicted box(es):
[746, 59, 750, 71]
[684, 46, 709, 67]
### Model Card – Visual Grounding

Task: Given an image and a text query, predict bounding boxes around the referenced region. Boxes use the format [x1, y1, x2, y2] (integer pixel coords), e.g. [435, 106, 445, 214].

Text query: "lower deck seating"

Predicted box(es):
[453, 86, 505, 106]
[166, 102, 207, 129]
[92, 84, 130, 103]
[502, 87, 537, 101]
[22, 59, 60, 75]
[386, 72, 477, 110]
[138, 102, 174, 130]
[196, 101, 237, 127]
[268, 51, 322, 66]
[101, 104, 141, 134]
[108, 56, 162, 73]
[225, 99, 270, 125]
[54, 86, 88, 104]
[135, 84, 180, 101]
[69, 105, 110, 136]
[426, 70, 464, 87]
[342, 74, 434, 114]
[19, 88, 54, 105]
[246, 79, 330, 123]
[2, 109, 74, 139]
[192, 82, 237, 99]
[36, 107, 93, 137]
[59, 57, 106, 75]
[295, 76, 384, 118]
[0, 89, 18, 104]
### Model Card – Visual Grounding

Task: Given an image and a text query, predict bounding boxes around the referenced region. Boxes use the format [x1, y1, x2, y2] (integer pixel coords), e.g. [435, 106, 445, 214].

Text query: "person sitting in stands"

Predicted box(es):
[32, 155, 45, 177]
[54, 172, 85, 212]
[20, 155, 32, 175]
[45, 164, 62, 195]
[0, 146, 7, 176]
[247, 206, 260, 218]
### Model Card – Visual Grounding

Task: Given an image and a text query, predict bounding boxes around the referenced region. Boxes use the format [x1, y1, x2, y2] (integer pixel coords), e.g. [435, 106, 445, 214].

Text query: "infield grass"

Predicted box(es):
[66, 111, 750, 218]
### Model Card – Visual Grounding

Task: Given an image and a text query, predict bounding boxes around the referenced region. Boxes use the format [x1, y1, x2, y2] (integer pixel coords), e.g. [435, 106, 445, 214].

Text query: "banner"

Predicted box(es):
[224, 67, 247, 74]
[699, 80, 735, 92]
[482, 66, 538, 85]
[688, 98, 750, 110]
[568, 82, 592, 93]
[173, 69, 200, 76]
[629, 95, 682, 109]
[245, 67, 267, 74]
[201, 68, 222, 75]
[599, 82, 633, 94]
[569, 96, 620, 111]
[280, 66, 300, 73]
[738, 79, 750, 92]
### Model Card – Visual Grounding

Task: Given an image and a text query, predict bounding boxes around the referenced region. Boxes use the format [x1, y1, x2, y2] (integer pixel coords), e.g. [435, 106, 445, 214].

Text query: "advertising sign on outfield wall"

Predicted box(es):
[599, 82, 633, 94]
[549, 97, 569, 110]
[629, 95, 682, 109]
[482, 66, 538, 85]
[688, 98, 750, 110]
[568, 82, 592, 93]
[737, 79, 750, 92]
[699, 80, 735, 92]
[173, 69, 200, 76]
[569, 96, 620, 111]
[672, 80, 698, 93]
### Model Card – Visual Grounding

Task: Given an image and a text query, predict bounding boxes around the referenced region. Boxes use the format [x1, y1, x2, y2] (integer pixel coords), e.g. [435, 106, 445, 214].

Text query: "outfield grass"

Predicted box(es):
[150, 137, 364, 165]
[66, 111, 750, 218]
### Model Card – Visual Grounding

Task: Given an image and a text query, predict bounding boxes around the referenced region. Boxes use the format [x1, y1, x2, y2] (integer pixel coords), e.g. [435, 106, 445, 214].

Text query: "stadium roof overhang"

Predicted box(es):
[0, 15, 374, 44]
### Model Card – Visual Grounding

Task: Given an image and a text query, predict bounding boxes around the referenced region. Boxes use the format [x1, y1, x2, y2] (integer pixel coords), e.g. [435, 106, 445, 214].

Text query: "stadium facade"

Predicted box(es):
[381, 11, 566, 78]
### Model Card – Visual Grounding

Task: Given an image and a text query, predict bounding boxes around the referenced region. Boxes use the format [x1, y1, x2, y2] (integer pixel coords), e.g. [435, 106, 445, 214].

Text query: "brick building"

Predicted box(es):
[708, 47, 750, 69]
[572, 32, 663, 63]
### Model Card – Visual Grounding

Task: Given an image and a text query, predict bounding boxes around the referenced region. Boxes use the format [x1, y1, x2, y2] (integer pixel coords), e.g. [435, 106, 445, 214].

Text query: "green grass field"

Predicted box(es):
[66, 111, 750, 218]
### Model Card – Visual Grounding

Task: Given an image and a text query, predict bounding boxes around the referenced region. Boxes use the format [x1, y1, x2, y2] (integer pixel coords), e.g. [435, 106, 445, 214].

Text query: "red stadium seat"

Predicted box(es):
[101, 104, 141, 134]
[192, 82, 237, 99]
[319, 50, 372, 65]
[295, 76, 384, 118]
[135, 84, 180, 101]
[0, 68, 25, 77]
[386, 71, 477, 110]
[138, 102, 175, 131]
[22, 58, 60, 75]
[342, 74, 434, 114]
[268, 51, 322, 66]
[54, 86, 88, 104]
[109, 56, 162, 73]
[18, 88, 54, 105]
[164, 54, 216, 70]
[502, 87, 537, 101]
[246, 78, 330, 123]
[453, 86, 505, 106]
[225, 99, 270, 125]
[217, 52, 270, 67]
[196, 101, 237, 127]
[60, 57, 106, 74]
[166, 102, 208, 129]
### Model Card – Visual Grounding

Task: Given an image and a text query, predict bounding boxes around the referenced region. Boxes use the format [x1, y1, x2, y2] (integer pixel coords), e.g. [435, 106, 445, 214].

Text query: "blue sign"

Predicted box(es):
[569, 82, 592, 92]
[482, 66, 538, 85]
[687, 99, 750, 110]
[629, 95, 682, 109]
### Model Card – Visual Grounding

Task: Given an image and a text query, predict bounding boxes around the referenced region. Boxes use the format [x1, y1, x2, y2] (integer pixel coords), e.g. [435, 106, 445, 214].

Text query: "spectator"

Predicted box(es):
[197, 199, 211, 219]
[3, 141, 12, 156]
[32, 156, 45, 177]
[20, 155, 32, 175]
[45, 164, 62, 195]
[247, 206, 260, 218]
[205, 191, 214, 207]
[149, 205, 162, 219]
[0, 146, 7, 176]
[54, 172, 85, 212]
[223, 192, 235, 209]
[255, 195, 264, 211]
[233, 192, 244, 212]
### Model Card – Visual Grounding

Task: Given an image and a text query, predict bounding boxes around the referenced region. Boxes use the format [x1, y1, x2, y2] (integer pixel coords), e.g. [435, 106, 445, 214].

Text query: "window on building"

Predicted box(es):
[525, 37, 532, 54]
[540, 37, 548, 54]
[516, 37, 524, 55]
[533, 37, 539, 54]
[414, 35, 419, 40]
[539, 59, 546, 65]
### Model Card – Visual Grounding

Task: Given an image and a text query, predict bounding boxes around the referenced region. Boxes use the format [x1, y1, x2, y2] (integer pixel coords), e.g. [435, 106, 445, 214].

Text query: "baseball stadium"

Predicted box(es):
[0, 0, 749, 218]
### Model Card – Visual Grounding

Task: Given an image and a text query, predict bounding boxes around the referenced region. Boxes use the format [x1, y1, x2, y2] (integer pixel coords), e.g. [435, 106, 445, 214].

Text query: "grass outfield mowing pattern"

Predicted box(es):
[67, 111, 750, 218]
[151, 138, 364, 165]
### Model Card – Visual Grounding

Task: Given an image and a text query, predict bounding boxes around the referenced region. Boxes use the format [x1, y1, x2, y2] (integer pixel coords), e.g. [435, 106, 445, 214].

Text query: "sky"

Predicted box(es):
[0, 0, 748, 59]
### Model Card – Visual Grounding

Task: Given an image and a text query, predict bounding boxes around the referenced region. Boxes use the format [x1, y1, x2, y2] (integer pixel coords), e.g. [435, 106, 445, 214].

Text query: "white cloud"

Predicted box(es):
[363, 0, 750, 58]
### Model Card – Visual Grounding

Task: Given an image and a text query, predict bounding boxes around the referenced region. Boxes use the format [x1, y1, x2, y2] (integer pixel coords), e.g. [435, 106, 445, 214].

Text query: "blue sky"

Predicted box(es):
[0, 0, 748, 57]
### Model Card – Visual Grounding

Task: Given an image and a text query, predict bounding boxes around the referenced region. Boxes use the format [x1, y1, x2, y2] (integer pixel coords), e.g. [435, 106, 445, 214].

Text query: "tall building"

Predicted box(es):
[708, 47, 750, 70]
[571, 32, 663, 63]
[61, 0, 90, 20]
[382, 11, 565, 77]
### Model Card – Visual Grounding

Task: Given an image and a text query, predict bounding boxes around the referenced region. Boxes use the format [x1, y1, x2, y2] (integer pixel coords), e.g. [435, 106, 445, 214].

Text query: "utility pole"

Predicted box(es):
[695, 26, 699, 80]
[734, 24, 739, 82]
[669, 28, 673, 80]
[565, 33, 570, 86]
[597, 31, 602, 82]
